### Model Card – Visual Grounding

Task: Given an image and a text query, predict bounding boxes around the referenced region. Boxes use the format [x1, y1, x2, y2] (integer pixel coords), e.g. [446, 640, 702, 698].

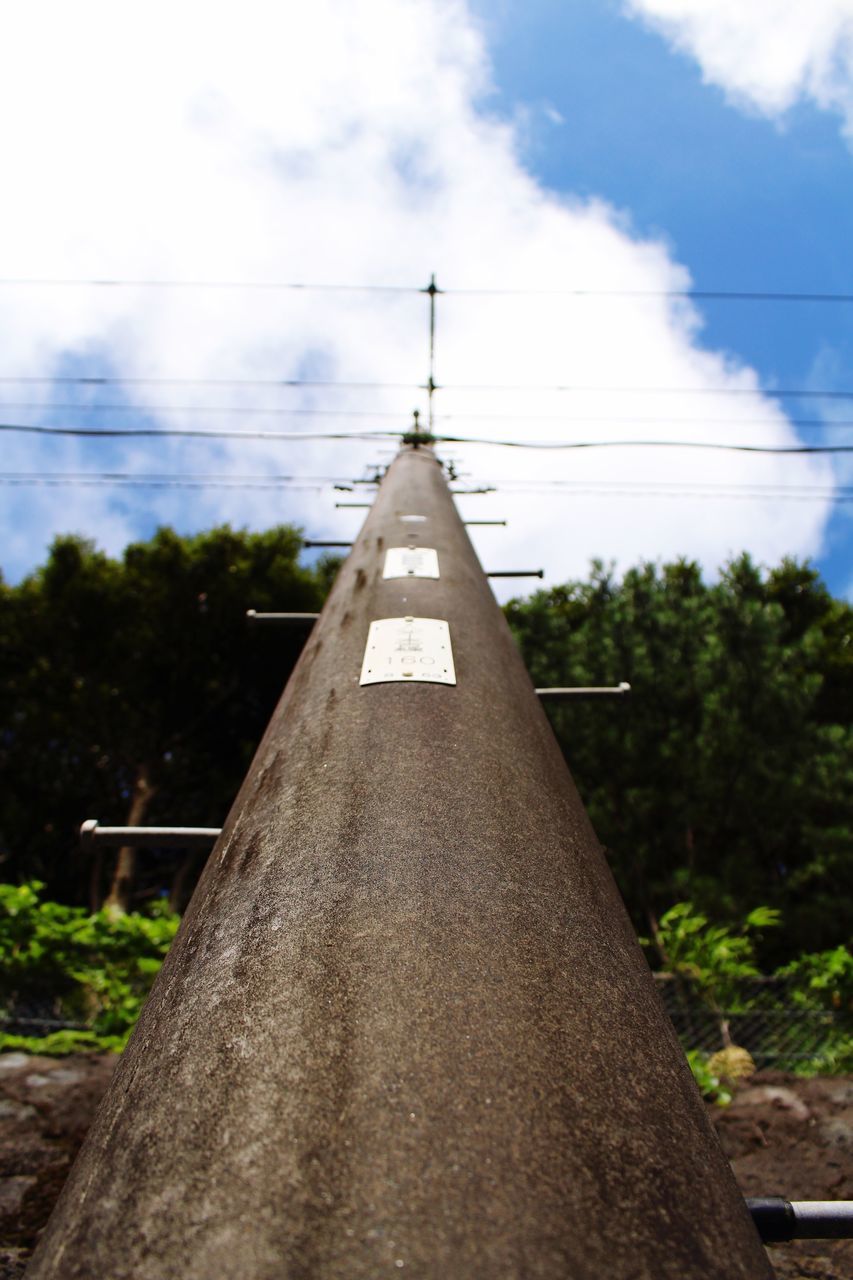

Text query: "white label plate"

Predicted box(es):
[360, 617, 456, 686]
[400, 513, 427, 524]
[382, 547, 440, 579]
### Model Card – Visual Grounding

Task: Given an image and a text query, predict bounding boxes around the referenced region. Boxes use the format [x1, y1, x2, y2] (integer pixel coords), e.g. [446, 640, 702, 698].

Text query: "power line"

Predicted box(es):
[0, 278, 422, 293]
[0, 373, 852, 399]
[0, 476, 335, 491]
[440, 384, 853, 400]
[3, 467, 843, 493]
[1, 277, 853, 304]
[491, 488, 853, 504]
[0, 375, 419, 390]
[434, 434, 853, 454]
[437, 413, 853, 428]
[0, 422, 398, 442]
[1, 401, 851, 432]
[447, 287, 853, 303]
[3, 418, 851, 453]
[0, 470, 357, 482]
[4, 471, 848, 501]
[495, 477, 848, 495]
[0, 401, 407, 419]
[494, 486, 850, 501]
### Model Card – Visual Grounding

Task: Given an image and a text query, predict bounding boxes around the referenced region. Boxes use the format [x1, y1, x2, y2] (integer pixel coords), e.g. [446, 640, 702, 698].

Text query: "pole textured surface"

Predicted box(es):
[28, 447, 773, 1279]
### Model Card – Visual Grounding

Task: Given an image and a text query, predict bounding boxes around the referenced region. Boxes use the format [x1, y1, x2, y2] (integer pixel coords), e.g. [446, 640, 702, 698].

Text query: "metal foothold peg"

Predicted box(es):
[486, 570, 544, 579]
[536, 683, 632, 700]
[747, 1197, 853, 1242]
[246, 610, 320, 625]
[78, 820, 222, 850]
[79, 819, 99, 850]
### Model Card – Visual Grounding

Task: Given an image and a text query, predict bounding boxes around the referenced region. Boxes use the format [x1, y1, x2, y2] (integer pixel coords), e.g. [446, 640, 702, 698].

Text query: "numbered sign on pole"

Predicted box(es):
[382, 547, 440, 579]
[360, 617, 456, 686]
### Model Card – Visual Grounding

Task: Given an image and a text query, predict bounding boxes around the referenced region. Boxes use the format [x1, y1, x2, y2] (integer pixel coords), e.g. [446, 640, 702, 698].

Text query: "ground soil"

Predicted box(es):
[0, 1055, 850, 1277]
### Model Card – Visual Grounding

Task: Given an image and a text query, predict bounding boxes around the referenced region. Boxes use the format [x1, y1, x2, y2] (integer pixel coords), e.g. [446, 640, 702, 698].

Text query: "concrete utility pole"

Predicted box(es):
[29, 446, 772, 1279]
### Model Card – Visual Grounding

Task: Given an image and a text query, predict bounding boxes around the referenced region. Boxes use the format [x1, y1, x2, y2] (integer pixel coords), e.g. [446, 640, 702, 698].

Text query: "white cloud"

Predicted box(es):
[0, 0, 837, 594]
[624, 0, 853, 138]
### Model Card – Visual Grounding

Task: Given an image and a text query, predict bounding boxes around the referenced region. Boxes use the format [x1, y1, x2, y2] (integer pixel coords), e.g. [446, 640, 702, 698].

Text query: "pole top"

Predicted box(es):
[402, 406, 436, 449]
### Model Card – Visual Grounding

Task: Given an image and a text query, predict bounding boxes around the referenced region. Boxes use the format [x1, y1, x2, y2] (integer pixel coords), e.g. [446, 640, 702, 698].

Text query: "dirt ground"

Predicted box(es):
[0, 1055, 850, 1278]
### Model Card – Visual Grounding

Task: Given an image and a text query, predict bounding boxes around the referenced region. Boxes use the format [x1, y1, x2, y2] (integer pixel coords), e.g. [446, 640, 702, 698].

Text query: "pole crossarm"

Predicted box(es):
[303, 539, 353, 548]
[30, 446, 772, 1280]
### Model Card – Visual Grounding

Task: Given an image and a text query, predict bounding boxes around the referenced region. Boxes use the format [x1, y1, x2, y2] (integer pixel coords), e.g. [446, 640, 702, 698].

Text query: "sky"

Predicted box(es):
[0, 0, 852, 599]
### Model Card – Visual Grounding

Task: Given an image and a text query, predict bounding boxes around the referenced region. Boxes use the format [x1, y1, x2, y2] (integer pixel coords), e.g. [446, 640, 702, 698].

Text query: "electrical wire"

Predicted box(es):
[0, 278, 422, 293]
[1, 472, 848, 502]
[0, 470, 359, 483]
[436, 414, 853, 430]
[439, 384, 853, 400]
[0, 278, 852, 304]
[0, 422, 398, 442]
[0, 376, 419, 390]
[434, 434, 853, 454]
[494, 478, 847, 495]
[3, 419, 851, 452]
[0, 476, 333, 491]
[446, 287, 853, 303]
[0, 401, 408, 419]
[0, 402, 851, 432]
[0, 373, 851, 399]
[482, 488, 853, 504]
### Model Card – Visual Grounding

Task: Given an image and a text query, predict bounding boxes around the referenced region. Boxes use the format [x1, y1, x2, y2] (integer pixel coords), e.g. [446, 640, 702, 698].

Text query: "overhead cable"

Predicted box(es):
[0, 422, 398, 442]
[0, 401, 851, 431]
[1, 470, 843, 497]
[0, 277, 852, 304]
[434, 435, 853, 454]
[2, 473, 849, 502]
[0, 373, 851, 399]
[3, 418, 851, 453]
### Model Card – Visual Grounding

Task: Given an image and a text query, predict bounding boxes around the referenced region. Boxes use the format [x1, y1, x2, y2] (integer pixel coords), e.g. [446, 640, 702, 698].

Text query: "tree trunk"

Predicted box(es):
[103, 765, 155, 913]
[168, 847, 200, 914]
[87, 847, 103, 915]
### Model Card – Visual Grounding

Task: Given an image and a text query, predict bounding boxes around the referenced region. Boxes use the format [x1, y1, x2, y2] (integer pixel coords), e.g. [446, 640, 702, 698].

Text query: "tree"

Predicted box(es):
[506, 556, 853, 964]
[0, 527, 337, 910]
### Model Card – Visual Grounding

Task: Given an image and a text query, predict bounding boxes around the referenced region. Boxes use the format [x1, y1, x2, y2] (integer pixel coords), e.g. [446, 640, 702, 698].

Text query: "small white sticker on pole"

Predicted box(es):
[400, 514, 427, 524]
[382, 547, 440, 579]
[360, 617, 456, 686]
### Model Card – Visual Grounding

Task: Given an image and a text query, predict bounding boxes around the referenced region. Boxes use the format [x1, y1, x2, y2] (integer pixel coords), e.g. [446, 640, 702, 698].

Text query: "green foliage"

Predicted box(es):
[0, 880, 178, 1053]
[776, 945, 853, 1013]
[507, 555, 853, 963]
[1, 536, 850, 955]
[648, 900, 780, 1013]
[649, 903, 852, 1076]
[0, 524, 332, 907]
[0, 1030, 126, 1056]
[685, 1049, 732, 1106]
[772, 945, 853, 1073]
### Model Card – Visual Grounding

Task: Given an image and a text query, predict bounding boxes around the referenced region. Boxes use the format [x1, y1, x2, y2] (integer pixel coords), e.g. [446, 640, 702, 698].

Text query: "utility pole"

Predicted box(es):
[29, 446, 772, 1279]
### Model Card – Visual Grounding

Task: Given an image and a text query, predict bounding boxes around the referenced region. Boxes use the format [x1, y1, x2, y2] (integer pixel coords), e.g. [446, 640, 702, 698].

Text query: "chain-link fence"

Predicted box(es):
[656, 975, 852, 1071]
[4, 978, 851, 1072]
